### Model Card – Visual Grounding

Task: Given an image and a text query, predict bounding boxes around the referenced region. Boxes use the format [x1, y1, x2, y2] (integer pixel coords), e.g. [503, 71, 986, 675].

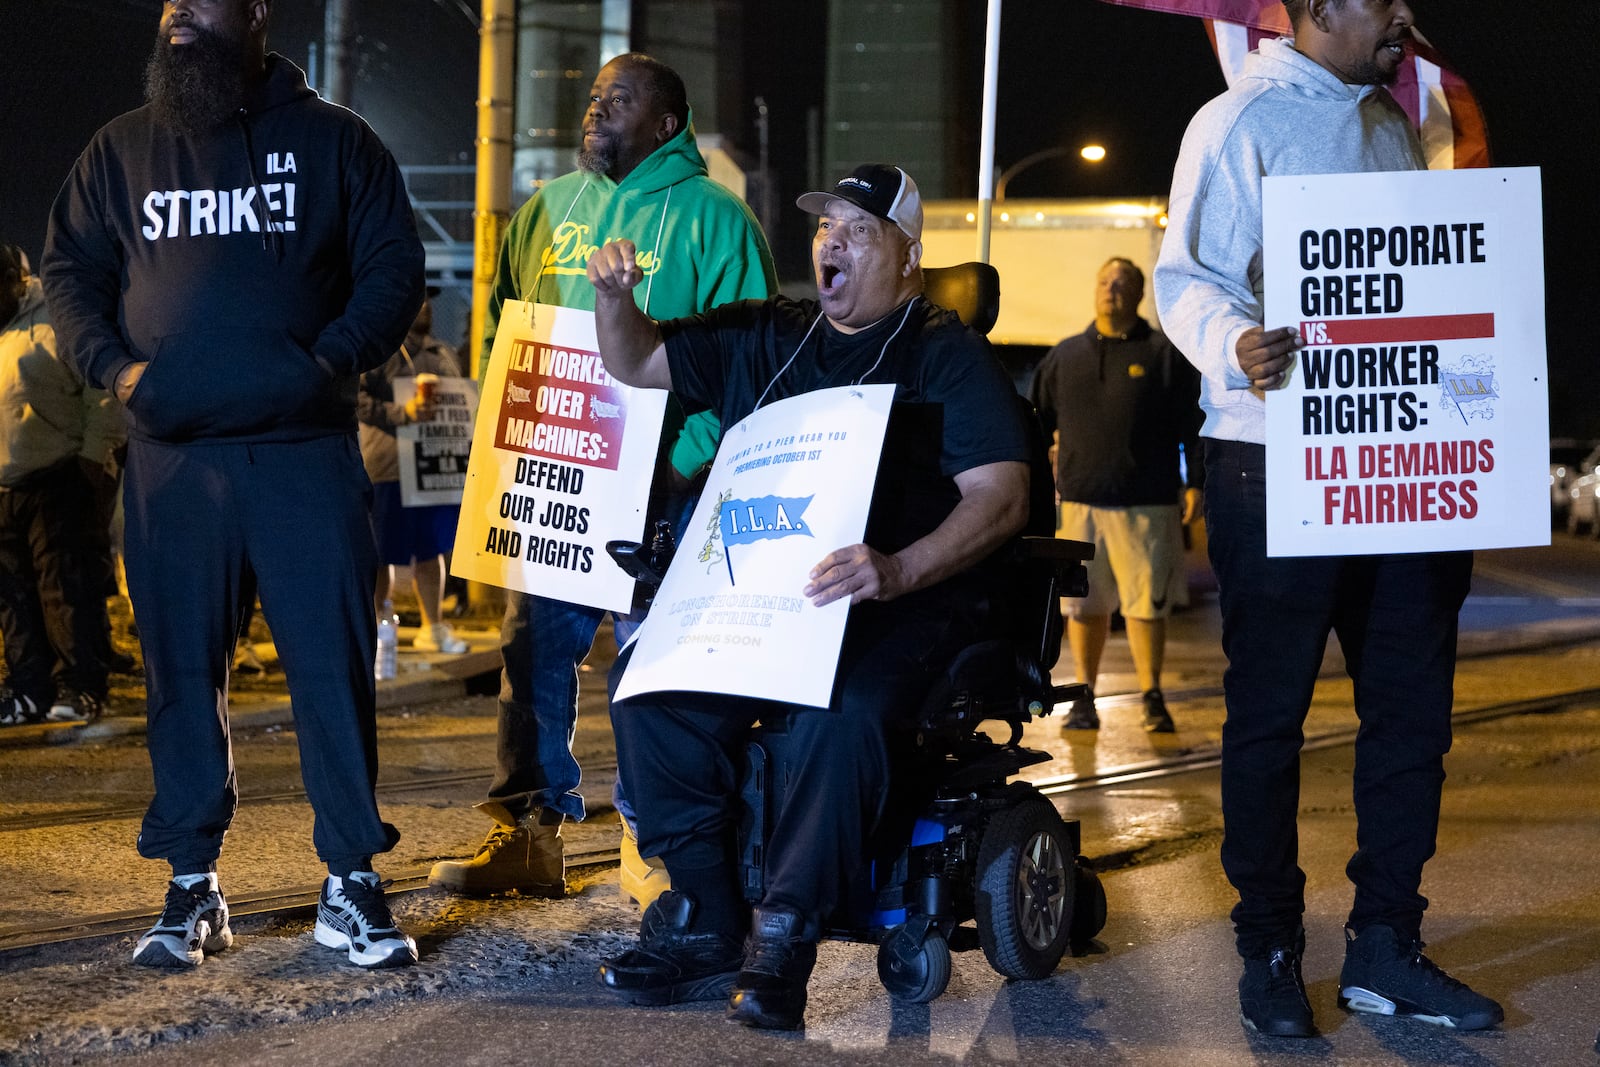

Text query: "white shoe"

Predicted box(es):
[314, 872, 417, 968]
[133, 874, 233, 968]
[413, 623, 468, 654]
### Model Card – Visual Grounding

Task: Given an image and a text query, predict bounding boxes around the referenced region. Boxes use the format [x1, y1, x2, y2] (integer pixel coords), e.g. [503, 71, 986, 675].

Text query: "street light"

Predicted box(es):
[995, 144, 1107, 201]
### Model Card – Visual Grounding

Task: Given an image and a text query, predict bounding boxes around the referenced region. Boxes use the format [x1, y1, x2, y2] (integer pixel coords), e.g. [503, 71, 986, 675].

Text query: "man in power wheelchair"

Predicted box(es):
[586, 164, 1103, 1031]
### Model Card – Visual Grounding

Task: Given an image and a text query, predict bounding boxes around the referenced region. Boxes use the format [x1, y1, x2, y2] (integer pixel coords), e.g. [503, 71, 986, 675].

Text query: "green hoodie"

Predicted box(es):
[481, 118, 777, 478]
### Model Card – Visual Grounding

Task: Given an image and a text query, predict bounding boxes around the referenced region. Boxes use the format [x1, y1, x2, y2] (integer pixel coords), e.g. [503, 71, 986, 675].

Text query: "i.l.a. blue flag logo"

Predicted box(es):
[718, 495, 814, 584]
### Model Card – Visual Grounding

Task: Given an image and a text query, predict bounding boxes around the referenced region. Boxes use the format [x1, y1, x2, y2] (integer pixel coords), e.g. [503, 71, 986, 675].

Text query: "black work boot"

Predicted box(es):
[727, 906, 817, 1031]
[597, 890, 743, 1006]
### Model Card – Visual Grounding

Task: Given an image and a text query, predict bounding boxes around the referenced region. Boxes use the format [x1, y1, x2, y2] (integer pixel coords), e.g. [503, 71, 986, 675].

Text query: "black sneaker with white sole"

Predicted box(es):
[0, 688, 41, 726]
[133, 875, 234, 968]
[1338, 924, 1503, 1030]
[47, 689, 102, 723]
[315, 872, 418, 968]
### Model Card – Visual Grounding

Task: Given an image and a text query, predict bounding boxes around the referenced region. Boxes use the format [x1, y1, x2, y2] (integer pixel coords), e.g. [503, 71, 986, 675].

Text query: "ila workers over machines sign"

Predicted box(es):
[1262, 167, 1547, 556]
[453, 301, 666, 612]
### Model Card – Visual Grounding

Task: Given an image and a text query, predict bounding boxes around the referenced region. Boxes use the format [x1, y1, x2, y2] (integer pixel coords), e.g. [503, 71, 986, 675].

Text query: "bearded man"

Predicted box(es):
[42, 0, 426, 970]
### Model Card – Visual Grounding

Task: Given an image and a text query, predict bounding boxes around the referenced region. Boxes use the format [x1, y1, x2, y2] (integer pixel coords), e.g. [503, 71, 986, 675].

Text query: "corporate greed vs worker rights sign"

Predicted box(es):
[453, 301, 666, 612]
[1262, 167, 1547, 556]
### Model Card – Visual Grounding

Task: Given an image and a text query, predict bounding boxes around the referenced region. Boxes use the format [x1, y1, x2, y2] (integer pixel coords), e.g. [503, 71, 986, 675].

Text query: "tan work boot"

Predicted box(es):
[429, 802, 565, 897]
[618, 818, 671, 911]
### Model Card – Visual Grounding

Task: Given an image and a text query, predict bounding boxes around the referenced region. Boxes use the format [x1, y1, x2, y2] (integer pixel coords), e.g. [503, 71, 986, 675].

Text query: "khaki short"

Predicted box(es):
[1057, 501, 1185, 620]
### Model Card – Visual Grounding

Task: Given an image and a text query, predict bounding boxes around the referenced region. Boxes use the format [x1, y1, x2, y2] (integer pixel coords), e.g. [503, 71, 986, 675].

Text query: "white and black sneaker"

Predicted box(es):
[314, 872, 418, 968]
[0, 688, 41, 726]
[132, 873, 234, 968]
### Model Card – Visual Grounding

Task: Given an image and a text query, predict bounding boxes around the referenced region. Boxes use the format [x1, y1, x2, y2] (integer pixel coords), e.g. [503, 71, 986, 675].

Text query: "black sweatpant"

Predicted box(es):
[610, 602, 970, 933]
[123, 434, 399, 874]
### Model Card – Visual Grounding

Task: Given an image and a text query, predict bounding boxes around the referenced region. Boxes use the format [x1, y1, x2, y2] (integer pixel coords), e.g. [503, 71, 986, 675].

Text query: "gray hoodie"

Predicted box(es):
[1154, 37, 1423, 445]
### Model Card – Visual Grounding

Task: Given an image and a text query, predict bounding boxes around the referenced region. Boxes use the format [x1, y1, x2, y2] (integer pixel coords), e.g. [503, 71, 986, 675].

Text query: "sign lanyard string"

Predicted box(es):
[749, 296, 919, 418]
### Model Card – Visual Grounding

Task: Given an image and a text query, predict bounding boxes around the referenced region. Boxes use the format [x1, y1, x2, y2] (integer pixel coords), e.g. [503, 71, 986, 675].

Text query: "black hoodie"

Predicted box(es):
[42, 55, 424, 444]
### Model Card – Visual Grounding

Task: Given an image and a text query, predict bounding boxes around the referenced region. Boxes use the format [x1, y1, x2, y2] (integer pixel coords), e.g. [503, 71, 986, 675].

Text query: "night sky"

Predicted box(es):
[3, 1, 1593, 433]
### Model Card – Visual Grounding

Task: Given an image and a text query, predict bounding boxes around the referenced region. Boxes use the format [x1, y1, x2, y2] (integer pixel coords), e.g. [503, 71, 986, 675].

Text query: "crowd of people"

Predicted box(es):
[12, 0, 1513, 1041]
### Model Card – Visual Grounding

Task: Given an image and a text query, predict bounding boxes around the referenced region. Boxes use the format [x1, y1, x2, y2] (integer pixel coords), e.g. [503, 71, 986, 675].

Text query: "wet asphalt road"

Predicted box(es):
[3, 539, 1600, 1064]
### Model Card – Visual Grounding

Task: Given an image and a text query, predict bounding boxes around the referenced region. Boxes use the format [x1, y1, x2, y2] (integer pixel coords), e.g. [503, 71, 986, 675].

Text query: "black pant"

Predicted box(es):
[0, 459, 111, 704]
[1203, 439, 1472, 957]
[123, 435, 399, 873]
[610, 603, 967, 931]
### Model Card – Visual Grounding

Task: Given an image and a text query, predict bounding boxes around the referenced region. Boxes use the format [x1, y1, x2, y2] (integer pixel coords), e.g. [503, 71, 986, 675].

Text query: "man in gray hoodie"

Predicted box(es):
[1154, 0, 1501, 1038]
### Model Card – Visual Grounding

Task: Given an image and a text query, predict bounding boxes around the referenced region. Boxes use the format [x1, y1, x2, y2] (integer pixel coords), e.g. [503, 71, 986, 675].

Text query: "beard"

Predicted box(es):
[144, 24, 248, 135]
[576, 139, 614, 177]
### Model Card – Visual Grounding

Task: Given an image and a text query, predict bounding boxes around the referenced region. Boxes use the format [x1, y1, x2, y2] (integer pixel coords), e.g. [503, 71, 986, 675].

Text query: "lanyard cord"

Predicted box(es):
[534, 179, 593, 306]
[750, 297, 919, 415]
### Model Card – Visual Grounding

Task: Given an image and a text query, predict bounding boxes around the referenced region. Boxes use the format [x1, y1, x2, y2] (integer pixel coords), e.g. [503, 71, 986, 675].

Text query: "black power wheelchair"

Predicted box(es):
[607, 263, 1107, 1004]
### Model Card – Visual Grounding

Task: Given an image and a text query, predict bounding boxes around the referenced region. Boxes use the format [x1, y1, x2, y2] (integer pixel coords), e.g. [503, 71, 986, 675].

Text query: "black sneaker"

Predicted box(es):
[727, 906, 818, 1031]
[314, 872, 418, 968]
[1339, 924, 1503, 1030]
[1142, 689, 1175, 733]
[0, 688, 41, 726]
[132, 874, 234, 968]
[1061, 690, 1099, 731]
[1239, 940, 1316, 1037]
[598, 890, 744, 1005]
[47, 689, 102, 723]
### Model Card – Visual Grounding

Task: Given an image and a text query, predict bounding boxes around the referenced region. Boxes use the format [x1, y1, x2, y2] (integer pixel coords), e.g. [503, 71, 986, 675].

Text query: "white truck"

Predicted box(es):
[918, 197, 1169, 355]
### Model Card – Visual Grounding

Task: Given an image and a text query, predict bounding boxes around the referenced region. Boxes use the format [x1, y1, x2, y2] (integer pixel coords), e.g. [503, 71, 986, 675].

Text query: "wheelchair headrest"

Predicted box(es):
[922, 262, 1000, 337]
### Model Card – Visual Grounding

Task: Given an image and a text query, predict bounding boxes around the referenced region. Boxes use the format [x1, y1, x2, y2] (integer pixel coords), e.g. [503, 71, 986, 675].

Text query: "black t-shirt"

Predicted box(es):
[661, 294, 1029, 608]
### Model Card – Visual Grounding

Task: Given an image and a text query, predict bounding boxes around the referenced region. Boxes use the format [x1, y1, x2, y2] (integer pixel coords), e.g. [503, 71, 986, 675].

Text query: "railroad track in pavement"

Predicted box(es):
[5, 684, 1597, 956]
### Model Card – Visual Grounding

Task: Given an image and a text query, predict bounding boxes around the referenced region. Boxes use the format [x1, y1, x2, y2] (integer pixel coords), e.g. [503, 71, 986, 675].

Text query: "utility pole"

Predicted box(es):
[470, 0, 515, 377]
[323, 0, 356, 107]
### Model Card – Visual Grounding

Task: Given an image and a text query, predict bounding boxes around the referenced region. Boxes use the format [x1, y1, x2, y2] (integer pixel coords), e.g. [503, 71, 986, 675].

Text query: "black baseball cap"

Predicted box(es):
[796, 163, 923, 241]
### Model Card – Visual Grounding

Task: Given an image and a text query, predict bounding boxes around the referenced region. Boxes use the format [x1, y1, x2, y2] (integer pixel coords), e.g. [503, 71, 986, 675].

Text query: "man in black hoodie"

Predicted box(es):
[42, 0, 425, 971]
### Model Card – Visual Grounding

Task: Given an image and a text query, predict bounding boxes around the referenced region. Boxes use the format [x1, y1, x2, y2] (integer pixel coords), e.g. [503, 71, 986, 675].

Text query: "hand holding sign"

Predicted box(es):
[805, 543, 906, 606]
[1237, 325, 1301, 395]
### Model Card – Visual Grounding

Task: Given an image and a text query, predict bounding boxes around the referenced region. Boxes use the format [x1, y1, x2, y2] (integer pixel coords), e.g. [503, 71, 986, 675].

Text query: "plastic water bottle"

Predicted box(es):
[375, 600, 398, 681]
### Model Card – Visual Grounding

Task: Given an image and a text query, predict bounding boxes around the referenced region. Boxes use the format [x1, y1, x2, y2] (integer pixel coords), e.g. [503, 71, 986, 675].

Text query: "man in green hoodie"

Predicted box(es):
[429, 53, 776, 899]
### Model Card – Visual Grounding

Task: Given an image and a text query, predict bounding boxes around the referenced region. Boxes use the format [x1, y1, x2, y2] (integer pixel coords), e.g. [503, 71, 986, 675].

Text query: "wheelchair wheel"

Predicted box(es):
[1070, 855, 1108, 950]
[876, 925, 952, 1003]
[975, 796, 1074, 980]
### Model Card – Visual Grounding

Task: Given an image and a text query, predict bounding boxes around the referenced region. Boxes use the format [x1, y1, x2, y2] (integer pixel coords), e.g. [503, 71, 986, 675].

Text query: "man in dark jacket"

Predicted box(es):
[1030, 257, 1203, 734]
[42, 0, 424, 971]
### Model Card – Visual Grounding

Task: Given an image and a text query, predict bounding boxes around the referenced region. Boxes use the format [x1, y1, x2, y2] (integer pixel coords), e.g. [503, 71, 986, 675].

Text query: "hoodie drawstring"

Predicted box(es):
[640, 185, 672, 319]
[237, 112, 283, 259]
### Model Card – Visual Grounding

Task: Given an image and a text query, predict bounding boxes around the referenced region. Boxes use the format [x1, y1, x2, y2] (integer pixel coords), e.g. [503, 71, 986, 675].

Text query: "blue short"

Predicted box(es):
[370, 481, 460, 565]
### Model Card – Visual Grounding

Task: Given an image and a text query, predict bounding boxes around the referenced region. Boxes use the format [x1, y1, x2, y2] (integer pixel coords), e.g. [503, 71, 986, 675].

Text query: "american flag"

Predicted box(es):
[1097, 0, 1489, 169]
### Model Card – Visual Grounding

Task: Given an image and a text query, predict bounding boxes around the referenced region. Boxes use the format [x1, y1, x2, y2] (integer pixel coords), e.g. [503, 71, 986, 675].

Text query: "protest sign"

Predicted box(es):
[614, 384, 895, 709]
[452, 301, 667, 612]
[1263, 167, 1547, 556]
[394, 376, 478, 507]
